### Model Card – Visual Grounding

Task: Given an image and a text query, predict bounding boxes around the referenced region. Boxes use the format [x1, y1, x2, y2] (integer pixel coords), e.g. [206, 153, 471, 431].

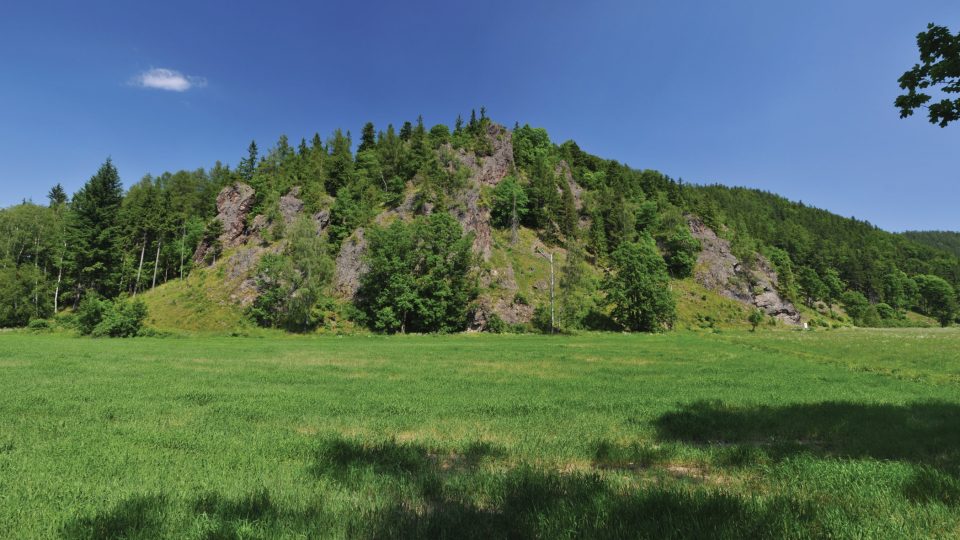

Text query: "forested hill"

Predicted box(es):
[689, 185, 960, 301]
[1, 111, 957, 332]
[901, 231, 960, 258]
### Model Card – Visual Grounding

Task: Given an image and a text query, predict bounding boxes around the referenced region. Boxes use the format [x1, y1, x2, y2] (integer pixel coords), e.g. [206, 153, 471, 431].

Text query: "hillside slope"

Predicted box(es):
[142, 122, 807, 333]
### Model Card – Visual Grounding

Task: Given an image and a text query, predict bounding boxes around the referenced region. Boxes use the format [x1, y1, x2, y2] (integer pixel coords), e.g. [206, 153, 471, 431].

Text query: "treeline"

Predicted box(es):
[1, 111, 957, 331]
[0, 161, 227, 327]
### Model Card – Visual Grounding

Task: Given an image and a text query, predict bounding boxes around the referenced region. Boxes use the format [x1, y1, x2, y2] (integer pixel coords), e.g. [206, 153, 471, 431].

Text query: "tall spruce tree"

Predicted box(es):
[67, 159, 124, 298]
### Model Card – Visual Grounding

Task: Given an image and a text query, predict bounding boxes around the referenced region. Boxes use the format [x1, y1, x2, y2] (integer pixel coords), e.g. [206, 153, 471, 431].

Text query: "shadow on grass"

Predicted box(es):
[60, 495, 166, 540]
[311, 436, 819, 539]
[655, 400, 960, 506]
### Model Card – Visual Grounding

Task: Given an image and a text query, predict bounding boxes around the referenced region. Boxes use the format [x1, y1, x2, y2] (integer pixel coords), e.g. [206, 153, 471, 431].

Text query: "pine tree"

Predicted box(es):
[66, 159, 124, 298]
[238, 141, 259, 181]
[325, 129, 354, 196]
[399, 121, 413, 142]
[47, 184, 67, 207]
[358, 122, 377, 153]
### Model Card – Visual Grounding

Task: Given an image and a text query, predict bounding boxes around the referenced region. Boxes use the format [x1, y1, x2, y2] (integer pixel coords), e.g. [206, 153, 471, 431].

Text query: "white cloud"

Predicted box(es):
[131, 68, 206, 92]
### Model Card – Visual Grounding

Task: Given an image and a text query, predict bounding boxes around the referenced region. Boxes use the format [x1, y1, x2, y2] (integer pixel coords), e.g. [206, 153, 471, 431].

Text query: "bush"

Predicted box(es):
[27, 318, 52, 332]
[748, 308, 764, 331]
[91, 299, 148, 338]
[75, 295, 111, 335]
[513, 292, 529, 306]
[485, 313, 507, 334]
[75, 295, 148, 338]
[875, 302, 896, 320]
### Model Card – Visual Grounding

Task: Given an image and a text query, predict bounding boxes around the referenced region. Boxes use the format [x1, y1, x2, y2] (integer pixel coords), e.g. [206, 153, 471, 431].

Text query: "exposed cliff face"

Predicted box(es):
[192, 182, 256, 264]
[688, 218, 801, 325]
[279, 186, 305, 225]
[451, 123, 515, 187]
[334, 228, 367, 299]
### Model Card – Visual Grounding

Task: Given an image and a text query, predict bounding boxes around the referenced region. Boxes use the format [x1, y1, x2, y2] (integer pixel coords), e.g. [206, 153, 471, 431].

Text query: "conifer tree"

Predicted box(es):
[238, 141, 259, 181]
[66, 159, 124, 298]
[358, 122, 377, 153]
[47, 184, 67, 207]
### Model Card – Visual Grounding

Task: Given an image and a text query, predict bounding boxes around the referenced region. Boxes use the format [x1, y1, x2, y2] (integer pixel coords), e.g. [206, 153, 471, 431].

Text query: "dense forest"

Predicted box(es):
[902, 231, 960, 258]
[1, 111, 957, 333]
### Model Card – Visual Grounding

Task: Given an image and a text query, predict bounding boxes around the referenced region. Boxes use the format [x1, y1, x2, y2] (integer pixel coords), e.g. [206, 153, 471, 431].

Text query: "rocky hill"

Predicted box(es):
[145, 122, 803, 332]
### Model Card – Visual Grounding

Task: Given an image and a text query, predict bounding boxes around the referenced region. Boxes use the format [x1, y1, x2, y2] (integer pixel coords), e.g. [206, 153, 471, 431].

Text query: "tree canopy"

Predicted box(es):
[896, 23, 960, 127]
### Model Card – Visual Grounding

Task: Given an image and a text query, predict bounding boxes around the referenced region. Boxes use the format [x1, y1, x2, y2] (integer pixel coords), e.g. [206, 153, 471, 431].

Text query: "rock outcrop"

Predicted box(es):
[451, 123, 515, 187]
[468, 263, 534, 330]
[452, 185, 493, 261]
[279, 187, 305, 225]
[193, 182, 256, 263]
[446, 123, 516, 261]
[334, 229, 368, 299]
[689, 217, 801, 325]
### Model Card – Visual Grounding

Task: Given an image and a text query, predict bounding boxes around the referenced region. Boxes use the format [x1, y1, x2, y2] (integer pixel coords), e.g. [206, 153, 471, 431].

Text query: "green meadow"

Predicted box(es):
[2, 329, 959, 538]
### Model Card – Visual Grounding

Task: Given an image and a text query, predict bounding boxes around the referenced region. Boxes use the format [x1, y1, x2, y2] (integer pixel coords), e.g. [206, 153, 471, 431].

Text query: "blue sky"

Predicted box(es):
[1, 0, 957, 231]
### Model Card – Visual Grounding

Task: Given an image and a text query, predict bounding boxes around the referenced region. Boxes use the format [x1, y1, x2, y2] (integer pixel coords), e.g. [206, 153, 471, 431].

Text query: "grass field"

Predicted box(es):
[1, 329, 959, 538]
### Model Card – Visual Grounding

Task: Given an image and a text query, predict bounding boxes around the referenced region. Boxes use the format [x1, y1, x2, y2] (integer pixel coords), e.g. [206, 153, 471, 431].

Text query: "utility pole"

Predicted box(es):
[536, 246, 554, 334]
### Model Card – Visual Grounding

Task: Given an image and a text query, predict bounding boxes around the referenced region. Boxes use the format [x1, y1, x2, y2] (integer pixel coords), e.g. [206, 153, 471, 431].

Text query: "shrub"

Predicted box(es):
[91, 299, 148, 338]
[748, 309, 764, 331]
[485, 313, 507, 334]
[75, 295, 111, 335]
[27, 318, 52, 332]
[75, 295, 148, 338]
[875, 302, 896, 320]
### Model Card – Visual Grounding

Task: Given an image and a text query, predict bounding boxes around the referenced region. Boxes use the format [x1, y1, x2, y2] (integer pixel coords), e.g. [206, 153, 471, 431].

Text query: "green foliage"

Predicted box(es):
[557, 245, 601, 330]
[325, 129, 355, 196]
[896, 23, 960, 127]
[67, 159, 125, 298]
[764, 247, 798, 304]
[748, 308, 764, 331]
[75, 294, 148, 337]
[797, 266, 827, 307]
[532, 304, 553, 334]
[485, 313, 507, 334]
[249, 216, 334, 332]
[902, 230, 960, 257]
[914, 274, 957, 326]
[875, 302, 897, 321]
[881, 268, 918, 311]
[490, 176, 528, 228]
[428, 124, 451, 148]
[512, 125, 552, 171]
[200, 218, 224, 264]
[0, 264, 48, 327]
[602, 235, 676, 332]
[841, 290, 872, 326]
[358, 213, 477, 333]
[523, 157, 561, 234]
[663, 225, 701, 278]
[327, 179, 380, 249]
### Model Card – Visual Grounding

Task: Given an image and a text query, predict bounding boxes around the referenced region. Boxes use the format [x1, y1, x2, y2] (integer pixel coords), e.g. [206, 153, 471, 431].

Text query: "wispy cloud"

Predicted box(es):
[131, 68, 206, 92]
